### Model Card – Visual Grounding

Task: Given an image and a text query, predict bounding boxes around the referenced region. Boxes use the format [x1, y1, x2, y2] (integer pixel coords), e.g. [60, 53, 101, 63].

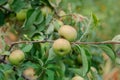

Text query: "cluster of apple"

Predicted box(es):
[8, 50, 37, 79]
[53, 25, 77, 56]
[8, 25, 77, 79]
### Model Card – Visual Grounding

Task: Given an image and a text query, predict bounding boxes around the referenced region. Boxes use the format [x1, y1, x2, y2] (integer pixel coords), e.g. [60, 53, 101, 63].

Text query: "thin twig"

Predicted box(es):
[72, 41, 120, 44]
[8, 40, 120, 51]
[10, 40, 53, 45]
[8, 40, 54, 51]
[79, 13, 92, 41]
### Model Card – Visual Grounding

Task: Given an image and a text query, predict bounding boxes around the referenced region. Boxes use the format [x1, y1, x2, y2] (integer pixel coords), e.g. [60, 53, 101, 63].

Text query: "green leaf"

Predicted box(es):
[10, 0, 26, 12]
[46, 69, 54, 80]
[57, 61, 65, 79]
[75, 45, 90, 76]
[23, 8, 40, 29]
[0, 10, 5, 26]
[69, 45, 90, 76]
[45, 14, 53, 26]
[20, 44, 33, 52]
[37, 21, 46, 32]
[34, 12, 44, 25]
[22, 61, 39, 69]
[99, 45, 116, 61]
[0, 71, 5, 80]
[0, 0, 7, 5]
[69, 68, 83, 76]
[92, 13, 99, 26]
[46, 48, 57, 62]
[46, 23, 54, 34]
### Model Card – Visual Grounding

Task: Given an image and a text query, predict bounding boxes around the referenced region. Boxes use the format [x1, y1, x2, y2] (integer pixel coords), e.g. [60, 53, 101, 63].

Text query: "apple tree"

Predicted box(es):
[0, 0, 119, 80]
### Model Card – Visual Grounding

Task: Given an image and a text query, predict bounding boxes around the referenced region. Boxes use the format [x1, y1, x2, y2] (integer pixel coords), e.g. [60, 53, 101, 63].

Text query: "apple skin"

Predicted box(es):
[16, 9, 27, 21]
[23, 67, 37, 80]
[41, 6, 52, 16]
[53, 38, 71, 56]
[58, 25, 77, 42]
[72, 75, 84, 80]
[9, 50, 25, 65]
[8, 32, 18, 42]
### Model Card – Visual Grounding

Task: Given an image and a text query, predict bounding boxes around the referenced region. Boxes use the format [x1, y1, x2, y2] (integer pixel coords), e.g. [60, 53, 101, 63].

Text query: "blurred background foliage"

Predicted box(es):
[60, 0, 120, 41]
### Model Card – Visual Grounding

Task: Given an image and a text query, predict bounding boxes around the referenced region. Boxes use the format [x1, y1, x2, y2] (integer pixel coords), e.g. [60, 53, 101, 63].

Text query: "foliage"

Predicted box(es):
[0, 0, 119, 80]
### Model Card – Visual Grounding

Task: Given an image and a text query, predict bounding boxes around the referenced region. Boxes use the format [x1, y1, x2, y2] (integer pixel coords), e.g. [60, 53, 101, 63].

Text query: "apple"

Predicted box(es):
[16, 9, 27, 21]
[41, 6, 52, 16]
[9, 50, 25, 65]
[23, 67, 37, 80]
[58, 25, 77, 42]
[53, 38, 71, 56]
[72, 75, 84, 80]
[58, 10, 66, 21]
[8, 32, 18, 42]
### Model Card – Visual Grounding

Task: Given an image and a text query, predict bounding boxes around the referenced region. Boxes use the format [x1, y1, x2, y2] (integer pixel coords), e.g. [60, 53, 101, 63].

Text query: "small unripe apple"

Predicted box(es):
[41, 6, 52, 16]
[9, 50, 25, 65]
[72, 75, 84, 80]
[53, 38, 71, 56]
[16, 9, 27, 21]
[58, 25, 77, 42]
[23, 67, 37, 80]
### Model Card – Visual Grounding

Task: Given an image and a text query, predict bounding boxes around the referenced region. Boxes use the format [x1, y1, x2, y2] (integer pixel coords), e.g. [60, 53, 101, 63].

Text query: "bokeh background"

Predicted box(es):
[60, 0, 120, 41]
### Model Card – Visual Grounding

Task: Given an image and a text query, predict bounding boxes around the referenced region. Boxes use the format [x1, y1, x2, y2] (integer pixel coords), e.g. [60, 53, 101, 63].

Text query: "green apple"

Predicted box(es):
[41, 6, 52, 16]
[16, 9, 27, 21]
[53, 38, 71, 56]
[58, 25, 77, 42]
[72, 75, 84, 80]
[9, 50, 25, 65]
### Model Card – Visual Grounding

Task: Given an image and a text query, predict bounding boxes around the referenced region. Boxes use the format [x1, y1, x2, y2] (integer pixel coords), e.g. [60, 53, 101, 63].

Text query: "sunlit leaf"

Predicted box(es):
[92, 13, 99, 26]
[20, 44, 33, 52]
[46, 48, 57, 62]
[46, 23, 54, 34]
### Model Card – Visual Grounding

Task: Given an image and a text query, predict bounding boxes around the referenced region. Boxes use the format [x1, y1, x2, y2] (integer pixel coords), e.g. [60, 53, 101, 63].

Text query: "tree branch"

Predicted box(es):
[8, 40, 120, 51]
[72, 41, 120, 44]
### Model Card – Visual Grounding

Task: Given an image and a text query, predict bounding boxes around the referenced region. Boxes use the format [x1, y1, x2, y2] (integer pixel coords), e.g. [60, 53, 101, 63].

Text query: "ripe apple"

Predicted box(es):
[8, 32, 18, 42]
[58, 25, 77, 42]
[23, 67, 37, 80]
[16, 9, 27, 21]
[9, 50, 25, 65]
[53, 38, 71, 56]
[72, 75, 84, 80]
